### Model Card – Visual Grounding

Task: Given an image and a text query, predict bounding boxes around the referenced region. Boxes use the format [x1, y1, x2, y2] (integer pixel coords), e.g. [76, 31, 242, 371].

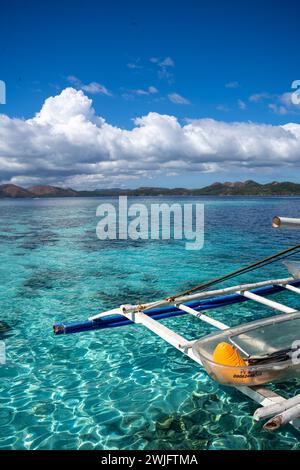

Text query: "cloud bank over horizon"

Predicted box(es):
[0, 87, 300, 189]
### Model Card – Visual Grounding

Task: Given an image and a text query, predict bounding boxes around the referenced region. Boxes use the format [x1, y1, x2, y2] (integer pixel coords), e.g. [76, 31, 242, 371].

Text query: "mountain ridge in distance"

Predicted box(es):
[1, 181, 300, 198]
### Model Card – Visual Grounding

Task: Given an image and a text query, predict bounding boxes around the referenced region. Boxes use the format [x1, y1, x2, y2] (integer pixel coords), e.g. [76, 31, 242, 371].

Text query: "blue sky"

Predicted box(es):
[0, 0, 300, 188]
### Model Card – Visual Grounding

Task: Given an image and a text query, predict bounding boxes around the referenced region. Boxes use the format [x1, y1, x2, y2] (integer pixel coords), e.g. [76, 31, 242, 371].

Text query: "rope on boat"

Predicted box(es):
[168, 243, 300, 301]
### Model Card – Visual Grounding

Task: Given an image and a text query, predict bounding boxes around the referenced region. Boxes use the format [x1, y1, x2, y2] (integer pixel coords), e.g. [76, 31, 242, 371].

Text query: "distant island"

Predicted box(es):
[1, 180, 300, 198]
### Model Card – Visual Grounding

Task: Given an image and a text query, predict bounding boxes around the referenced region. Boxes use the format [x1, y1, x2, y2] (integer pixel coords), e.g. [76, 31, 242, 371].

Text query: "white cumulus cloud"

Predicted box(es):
[1, 87, 300, 188]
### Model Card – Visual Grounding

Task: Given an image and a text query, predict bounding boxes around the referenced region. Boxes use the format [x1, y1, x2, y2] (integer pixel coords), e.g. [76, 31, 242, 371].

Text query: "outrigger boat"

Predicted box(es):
[54, 216, 300, 433]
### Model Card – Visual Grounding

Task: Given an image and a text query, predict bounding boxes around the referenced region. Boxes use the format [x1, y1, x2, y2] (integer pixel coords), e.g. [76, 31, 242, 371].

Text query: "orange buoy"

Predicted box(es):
[211, 341, 251, 385]
[213, 342, 246, 367]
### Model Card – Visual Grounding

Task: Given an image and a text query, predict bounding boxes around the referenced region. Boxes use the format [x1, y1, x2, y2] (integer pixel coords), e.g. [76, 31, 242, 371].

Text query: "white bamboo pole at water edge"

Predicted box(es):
[177, 304, 228, 330]
[254, 393, 300, 421]
[263, 404, 300, 432]
[272, 216, 300, 230]
[280, 283, 300, 295]
[121, 277, 295, 316]
[117, 308, 208, 358]
[239, 290, 297, 314]
[88, 307, 122, 320]
[88, 277, 295, 321]
[144, 277, 295, 311]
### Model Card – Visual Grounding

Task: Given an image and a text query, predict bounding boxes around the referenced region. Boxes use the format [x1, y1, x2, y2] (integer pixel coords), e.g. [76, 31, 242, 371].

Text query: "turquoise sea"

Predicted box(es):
[0, 196, 300, 450]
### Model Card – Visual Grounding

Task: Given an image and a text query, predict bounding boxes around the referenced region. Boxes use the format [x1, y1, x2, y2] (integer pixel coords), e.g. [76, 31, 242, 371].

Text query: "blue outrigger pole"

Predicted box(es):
[53, 279, 300, 335]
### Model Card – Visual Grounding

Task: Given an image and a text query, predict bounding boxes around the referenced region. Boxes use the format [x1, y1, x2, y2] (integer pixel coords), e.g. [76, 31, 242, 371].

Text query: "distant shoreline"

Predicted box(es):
[2, 195, 300, 200]
[1, 180, 300, 198]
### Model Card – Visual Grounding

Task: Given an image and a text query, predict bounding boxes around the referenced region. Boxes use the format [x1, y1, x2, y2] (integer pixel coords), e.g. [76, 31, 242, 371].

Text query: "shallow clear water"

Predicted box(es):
[0, 196, 300, 450]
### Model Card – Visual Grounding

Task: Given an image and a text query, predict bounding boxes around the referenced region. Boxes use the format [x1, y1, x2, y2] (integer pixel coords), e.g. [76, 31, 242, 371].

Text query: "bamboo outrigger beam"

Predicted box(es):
[89, 277, 295, 319]
[176, 303, 228, 330]
[239, 290, 297, 314]
[281, 283, 300, 295]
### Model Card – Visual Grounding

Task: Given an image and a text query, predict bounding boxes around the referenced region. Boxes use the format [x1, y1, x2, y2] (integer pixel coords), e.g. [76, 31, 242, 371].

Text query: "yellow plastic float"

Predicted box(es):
[211, 341, 253, 386]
